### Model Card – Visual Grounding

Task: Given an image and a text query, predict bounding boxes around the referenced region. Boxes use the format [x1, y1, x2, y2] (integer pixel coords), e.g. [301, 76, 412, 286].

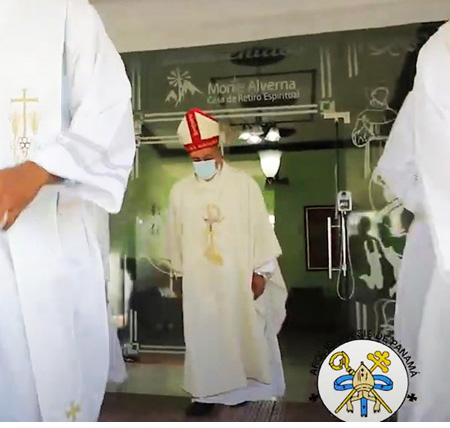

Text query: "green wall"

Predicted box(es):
[275, 150, 337, 291]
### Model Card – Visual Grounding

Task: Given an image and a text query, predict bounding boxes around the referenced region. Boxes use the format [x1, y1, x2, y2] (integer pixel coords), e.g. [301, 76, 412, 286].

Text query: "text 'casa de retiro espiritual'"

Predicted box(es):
[207, 78, 301, 104]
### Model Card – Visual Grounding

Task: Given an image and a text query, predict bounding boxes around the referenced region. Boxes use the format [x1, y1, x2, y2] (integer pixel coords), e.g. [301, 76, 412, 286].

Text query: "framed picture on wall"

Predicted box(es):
[305, 206, 339, 271]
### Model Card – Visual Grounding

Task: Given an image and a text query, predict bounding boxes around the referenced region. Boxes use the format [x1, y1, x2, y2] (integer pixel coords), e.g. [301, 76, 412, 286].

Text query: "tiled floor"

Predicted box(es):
[108, 329, 330, 402]
[100, 393, 335, 422]
[103, 329, 339, 421]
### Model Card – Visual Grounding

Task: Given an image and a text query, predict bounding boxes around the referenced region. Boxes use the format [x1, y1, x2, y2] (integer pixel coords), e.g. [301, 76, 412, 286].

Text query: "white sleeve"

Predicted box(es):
[255, 260, 277, 277]
[30, 0, 135, 214]
[374, 93, 420, 214]
[249, 178, 282, 270]
[412, 25, 450, 278]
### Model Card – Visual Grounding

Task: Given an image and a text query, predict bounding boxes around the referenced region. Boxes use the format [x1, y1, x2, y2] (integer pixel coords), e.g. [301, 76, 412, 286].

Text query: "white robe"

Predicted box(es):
[87, 203, 128, 385]
[374, 22, 450, 421]
[167, 163, 287, 404]
[0, 0, 135, 422]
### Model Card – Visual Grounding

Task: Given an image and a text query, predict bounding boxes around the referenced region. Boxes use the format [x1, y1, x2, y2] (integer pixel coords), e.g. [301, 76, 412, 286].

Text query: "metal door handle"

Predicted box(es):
[327, 217, 333, 279]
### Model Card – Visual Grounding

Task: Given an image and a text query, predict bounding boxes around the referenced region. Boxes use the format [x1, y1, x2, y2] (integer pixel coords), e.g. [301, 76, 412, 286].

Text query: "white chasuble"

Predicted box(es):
[0, 0, 135, 422]
[167, 163, 287, 400]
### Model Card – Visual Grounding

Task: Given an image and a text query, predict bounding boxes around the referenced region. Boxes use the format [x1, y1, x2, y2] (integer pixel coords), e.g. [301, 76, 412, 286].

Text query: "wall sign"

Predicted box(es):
[208, 70, 315, 108]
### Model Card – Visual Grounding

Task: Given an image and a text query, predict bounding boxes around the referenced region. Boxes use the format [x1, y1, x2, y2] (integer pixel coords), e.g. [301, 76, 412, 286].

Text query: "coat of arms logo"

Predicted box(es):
[165, 68, 202, 106]
[316, 339, 410, 422]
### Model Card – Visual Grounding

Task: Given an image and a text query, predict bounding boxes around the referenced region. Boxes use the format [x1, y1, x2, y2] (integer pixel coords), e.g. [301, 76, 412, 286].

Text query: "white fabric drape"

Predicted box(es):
[375, 22, 450, 421]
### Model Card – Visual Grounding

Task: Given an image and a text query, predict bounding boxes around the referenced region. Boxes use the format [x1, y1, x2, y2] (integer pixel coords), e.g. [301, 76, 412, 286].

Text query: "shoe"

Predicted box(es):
[185, 402, 215, 416]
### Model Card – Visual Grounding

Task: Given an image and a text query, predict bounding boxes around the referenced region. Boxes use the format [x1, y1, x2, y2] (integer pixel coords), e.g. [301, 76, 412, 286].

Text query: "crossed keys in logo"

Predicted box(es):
[329, 350, 394, 417]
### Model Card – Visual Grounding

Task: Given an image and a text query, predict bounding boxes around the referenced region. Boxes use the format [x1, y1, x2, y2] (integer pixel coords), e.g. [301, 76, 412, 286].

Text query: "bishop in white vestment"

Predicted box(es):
[167, 109, 288, 416]
[0, 0, 135, 421]
[374, 21, 450, 421]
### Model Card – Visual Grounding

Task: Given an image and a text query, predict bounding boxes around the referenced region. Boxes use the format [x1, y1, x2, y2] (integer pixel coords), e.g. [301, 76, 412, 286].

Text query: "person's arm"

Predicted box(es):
[249, 178, 282, 299]
[249, 179, 282, 267]
[30, 0, 135, 214]
[255, 259, 277, 279]
[412, 32, 450, 278]
[252, 259, 277, 300]
[374, 93, 420, 214]
[0, 161, 61, 230]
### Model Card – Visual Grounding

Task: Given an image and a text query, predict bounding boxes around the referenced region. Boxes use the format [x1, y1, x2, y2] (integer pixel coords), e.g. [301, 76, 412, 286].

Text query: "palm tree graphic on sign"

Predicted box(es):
[165, 68, 202, 106]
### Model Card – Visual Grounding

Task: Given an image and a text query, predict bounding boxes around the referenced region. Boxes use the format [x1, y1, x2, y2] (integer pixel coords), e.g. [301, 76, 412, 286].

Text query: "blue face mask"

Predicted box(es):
[193, 159, 217, 181]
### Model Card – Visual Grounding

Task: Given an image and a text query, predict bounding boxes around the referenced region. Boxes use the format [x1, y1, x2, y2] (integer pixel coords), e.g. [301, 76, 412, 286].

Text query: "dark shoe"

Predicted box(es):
[231, 401, 249, 408]
[185, 402, 215, 416]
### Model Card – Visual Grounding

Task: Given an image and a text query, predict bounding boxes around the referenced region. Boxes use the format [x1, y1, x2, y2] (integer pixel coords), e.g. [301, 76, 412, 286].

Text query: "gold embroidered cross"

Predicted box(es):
[203, 204, 223, 265]
[66, 402, 81, 422]
[10, 89, 39, 159]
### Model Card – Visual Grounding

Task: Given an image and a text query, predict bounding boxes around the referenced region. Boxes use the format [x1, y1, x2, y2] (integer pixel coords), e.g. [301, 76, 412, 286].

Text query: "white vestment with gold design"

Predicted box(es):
[167, 163, 287, 404]
[0, 0, 135, 421]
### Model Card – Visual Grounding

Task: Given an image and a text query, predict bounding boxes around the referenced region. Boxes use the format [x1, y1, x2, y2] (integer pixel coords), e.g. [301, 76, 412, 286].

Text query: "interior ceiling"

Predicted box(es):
[91, 0, 450, 53]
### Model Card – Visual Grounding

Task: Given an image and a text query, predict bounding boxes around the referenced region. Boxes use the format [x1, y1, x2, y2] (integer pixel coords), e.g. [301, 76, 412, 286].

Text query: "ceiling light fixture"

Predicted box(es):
[259, 150, 282, 179]
[248, 134, 263, 144]
[238, 125, 251, 141]
[265, 126, 281, 143]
